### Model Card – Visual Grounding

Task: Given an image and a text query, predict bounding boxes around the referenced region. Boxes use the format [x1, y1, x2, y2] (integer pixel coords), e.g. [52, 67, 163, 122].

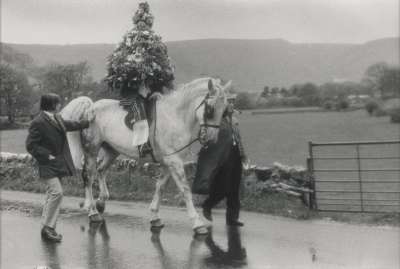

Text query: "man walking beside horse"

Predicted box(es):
[194, 93, 250, 227]
[26, 93, 93, 242]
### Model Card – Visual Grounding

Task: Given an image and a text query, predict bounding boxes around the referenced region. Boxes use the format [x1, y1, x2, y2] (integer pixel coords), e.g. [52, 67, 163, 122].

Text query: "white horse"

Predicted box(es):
[61, 78, 230, 234]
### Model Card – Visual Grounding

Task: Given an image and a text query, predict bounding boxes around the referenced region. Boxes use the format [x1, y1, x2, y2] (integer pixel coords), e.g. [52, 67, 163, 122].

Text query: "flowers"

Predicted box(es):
[105, 2, 174, 94]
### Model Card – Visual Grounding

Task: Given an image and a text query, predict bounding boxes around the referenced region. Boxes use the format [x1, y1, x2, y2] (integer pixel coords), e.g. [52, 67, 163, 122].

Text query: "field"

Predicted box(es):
[1, 110, 399, 167]
[1, 110, 399, 223]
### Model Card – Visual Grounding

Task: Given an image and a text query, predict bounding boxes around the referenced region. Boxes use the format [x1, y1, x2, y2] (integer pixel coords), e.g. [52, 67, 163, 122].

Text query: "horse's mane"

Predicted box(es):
[160, 77, 217, 111]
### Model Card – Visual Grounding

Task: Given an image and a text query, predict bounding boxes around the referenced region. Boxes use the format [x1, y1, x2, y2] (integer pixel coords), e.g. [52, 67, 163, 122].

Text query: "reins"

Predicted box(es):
[152, 93, 220, 157]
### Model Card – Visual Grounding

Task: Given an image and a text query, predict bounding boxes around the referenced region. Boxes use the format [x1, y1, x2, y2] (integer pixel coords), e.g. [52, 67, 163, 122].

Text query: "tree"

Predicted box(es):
[290, 82, 320, 106]
[37, 61, 89, 101]
[363, 63, 400, 99]
[280, 87, 289, 97]
[270, 87, 279, 96]
[235, 92, 255, 110]
[362, 62, 389, 97]
[0, 64, 32, 123]
[379, 66, 400, 99]
[105, 2, 174, 97]
[257, 86, 269, 104]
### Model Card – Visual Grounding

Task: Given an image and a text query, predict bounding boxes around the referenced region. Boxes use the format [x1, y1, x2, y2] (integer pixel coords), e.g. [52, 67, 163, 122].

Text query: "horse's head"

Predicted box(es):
[196, 79, 231, 146]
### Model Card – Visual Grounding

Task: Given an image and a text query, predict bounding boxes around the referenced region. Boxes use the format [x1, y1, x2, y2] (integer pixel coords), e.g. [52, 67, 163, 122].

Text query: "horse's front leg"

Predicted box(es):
[149, 170, 169, 228]
[164, 157, 208, 235]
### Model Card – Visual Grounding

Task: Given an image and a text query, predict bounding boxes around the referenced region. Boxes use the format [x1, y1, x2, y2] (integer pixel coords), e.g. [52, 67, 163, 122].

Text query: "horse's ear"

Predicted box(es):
[208, 79, 213, 91]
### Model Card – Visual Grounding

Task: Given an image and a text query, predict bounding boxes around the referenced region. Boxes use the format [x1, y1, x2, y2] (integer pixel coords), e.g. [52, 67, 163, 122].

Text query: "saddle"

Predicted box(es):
[120, 98, 147, 130]
[119, 97, 157, 159]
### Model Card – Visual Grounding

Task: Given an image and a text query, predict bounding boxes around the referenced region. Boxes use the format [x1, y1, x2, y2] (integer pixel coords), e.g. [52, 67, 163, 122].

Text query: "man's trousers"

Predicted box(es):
[42, 177, 63, 228]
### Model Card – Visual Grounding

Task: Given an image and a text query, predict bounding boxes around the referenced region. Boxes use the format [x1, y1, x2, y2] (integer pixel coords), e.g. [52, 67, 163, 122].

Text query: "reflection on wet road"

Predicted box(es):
[2, 211, 250, 269]
[2, 202, 399, 269]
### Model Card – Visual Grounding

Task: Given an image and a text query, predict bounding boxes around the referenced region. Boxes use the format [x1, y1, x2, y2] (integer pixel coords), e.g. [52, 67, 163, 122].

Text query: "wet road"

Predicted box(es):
[1, 191, 399, 269]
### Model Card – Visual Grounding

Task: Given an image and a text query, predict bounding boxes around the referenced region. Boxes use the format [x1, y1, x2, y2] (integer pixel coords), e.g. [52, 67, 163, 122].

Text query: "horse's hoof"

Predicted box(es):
[89, 214, 104, 223]
[193, 232, 208, 241]
[194, 226, 209, 235]
[150, 218, 165, 229]
[96, 199, 106, 214]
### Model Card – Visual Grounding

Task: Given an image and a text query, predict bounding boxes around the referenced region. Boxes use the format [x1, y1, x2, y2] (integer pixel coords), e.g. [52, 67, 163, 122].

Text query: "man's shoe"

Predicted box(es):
[203, 207, 212, 221]
[226, 220, 244, 227]
[41, 226, 62, 242]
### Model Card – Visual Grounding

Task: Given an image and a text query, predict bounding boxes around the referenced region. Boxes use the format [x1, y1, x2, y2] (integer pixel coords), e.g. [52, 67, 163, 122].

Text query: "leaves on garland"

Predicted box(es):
[105, 2, 174, 95]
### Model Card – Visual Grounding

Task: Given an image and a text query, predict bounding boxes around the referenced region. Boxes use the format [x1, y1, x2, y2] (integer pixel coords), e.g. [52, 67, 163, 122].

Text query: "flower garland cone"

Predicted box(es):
[105, 2, 174, 96]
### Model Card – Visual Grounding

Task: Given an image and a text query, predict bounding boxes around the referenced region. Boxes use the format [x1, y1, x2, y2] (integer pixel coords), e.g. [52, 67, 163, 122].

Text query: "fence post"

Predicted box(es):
[308, 141, 317, 210]
[356, 144, 364, 212]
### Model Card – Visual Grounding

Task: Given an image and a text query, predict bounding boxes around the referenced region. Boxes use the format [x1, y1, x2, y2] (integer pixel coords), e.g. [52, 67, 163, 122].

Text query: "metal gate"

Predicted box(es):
[308, 140, 400, 213]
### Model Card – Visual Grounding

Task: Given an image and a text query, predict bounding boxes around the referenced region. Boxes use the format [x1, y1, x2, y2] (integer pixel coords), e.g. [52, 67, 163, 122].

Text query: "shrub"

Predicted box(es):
[389, 108, 400, 123]
[373, 107, 388, 117]
[284, 97, 306, 107]
[335, 99, 349, 111]
[322, 100, 334, 110]
[365, 100, 380, 115]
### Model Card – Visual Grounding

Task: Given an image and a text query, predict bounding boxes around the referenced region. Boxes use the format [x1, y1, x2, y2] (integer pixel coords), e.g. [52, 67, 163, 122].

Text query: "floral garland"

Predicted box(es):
[105, 2, 174, 95]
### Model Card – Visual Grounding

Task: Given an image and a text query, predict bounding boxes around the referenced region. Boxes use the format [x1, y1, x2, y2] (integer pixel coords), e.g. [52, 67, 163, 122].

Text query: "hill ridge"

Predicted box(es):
[5, 37, 399, 90]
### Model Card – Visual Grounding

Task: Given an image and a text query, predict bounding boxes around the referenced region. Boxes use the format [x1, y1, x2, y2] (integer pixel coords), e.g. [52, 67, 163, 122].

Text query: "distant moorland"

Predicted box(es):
[6, 37, 399, 90]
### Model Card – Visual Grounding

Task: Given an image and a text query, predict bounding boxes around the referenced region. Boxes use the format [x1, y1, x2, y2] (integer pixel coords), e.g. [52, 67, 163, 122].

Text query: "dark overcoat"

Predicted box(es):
[193, 116, 246, 194]
[26, 112, 89, 179]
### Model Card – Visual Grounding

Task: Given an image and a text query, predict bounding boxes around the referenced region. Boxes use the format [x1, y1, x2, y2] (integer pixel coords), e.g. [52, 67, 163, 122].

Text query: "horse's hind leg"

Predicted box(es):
[149, 169, 169, 228]
[82, 154, 103, 222]
[97, 144, 119, 202]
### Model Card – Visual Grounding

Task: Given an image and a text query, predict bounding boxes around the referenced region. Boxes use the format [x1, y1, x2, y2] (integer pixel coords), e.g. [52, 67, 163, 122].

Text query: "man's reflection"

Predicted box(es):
[40, 240, 61, 269]
[204, 226, 247, 267]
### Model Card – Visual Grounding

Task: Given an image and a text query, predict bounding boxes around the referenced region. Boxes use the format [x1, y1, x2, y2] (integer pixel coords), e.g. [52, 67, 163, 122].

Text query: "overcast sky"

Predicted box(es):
[2, 0, 399, 44]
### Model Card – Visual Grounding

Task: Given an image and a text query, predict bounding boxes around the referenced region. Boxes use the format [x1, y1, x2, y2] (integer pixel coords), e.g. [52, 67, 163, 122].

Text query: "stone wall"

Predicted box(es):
[0, 152, 312, 205]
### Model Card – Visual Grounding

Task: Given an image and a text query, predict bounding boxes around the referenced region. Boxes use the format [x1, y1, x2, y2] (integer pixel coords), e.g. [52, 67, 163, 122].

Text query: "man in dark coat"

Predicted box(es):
[26, 93, 91, 242]
[194, 94, 249, 226]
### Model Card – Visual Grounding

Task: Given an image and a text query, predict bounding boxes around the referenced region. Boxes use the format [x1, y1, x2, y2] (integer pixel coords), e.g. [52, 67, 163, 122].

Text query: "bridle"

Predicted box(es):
[161, 93, 221, 157]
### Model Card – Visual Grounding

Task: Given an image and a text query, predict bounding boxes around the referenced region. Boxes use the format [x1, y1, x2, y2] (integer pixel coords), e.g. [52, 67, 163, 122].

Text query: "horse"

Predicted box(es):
[60, 78, 230, 234]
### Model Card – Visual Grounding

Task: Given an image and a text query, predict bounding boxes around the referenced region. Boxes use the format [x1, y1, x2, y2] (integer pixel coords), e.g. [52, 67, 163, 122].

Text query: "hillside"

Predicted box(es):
[7, 37, 399, 91]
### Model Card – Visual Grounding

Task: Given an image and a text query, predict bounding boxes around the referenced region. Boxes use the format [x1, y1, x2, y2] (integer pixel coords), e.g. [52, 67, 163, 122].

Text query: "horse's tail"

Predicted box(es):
[60, 96, 94, 173]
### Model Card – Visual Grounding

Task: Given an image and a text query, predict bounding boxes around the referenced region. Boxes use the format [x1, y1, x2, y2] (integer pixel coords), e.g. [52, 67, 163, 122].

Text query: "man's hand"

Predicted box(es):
[242, 157, 256, 176]
[149, 92, 163, 101]
[79, 107, 95, 122]
[242, 157, 250, 171]
[86, 107, 96, 122]
[48, 154, 56, 160]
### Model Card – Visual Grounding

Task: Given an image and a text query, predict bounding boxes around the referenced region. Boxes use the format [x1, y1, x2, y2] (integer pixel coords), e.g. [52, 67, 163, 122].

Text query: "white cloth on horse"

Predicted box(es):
[132, 119, 149, 146]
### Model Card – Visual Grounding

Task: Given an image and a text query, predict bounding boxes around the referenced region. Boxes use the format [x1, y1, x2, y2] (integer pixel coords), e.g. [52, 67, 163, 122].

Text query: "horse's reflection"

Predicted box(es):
[151, 226, 247, 268]
[40, 240, 61, 269]
[151, 227, 207, 269]
[86, 220, 122, 269]
[204, 226, 247, 267]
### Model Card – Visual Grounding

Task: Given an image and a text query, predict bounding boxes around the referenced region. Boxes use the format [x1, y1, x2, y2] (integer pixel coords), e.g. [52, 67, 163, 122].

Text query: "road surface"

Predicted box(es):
[1, 190, 399, 269]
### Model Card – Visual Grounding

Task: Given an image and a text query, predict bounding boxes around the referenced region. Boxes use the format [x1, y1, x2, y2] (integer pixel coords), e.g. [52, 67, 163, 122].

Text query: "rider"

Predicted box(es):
[106, 2, 174, 157]
[119, 80, 170, 157]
